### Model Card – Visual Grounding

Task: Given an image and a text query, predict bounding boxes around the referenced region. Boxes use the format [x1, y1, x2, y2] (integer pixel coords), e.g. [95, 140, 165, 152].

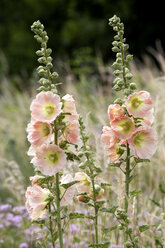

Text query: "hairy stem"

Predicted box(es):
[56, 172, 63, 248]
[124, 143, 130, 245]
[48, 203, 55, 248]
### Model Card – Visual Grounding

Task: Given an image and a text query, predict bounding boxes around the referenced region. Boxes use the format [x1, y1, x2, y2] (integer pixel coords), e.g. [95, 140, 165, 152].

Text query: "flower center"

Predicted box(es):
[120, 120, 132, 134]
[133, 132, 145, 148]
[131, 97, 143, 110]
[42, 124, 50, 137]
[45, 151, 59, 165]
[44, 104, 55, 117]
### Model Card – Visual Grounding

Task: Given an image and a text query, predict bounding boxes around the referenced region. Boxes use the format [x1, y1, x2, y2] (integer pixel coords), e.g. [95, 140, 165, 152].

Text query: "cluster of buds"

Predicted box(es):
[109, 15, 136, 96]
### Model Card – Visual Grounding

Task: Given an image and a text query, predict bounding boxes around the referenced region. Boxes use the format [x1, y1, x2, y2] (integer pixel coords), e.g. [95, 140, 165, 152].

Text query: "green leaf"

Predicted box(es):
[93, 166, 102, 173]
[159, 184, 165, 194]
[130, 190, 142, 198]
[61, 180, 79, 190]
[88, 241, 110, 247]
[69, 212, 85, 219]
[100, 183, 111, 187]
[109, 162, 121, 168]
[149, 199, 161, 207]
[134, 157, 150, 163]
[139, 225, 149, 233]
[100, 206, 118, 214]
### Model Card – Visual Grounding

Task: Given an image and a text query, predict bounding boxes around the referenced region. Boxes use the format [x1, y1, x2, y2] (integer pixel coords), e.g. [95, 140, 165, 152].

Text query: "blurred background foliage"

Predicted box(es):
[0, 0, 165, 78]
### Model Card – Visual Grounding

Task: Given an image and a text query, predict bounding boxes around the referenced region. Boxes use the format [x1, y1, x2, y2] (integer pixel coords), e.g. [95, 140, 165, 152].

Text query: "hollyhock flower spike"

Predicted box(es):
[125, 91, 152, 118]
[31, 144, 67, 176]
[75, 172, 91, 194]
[128, 127, 157, 159]
[111, 116, 134, 139]
[27, 121, 52, 146]
[108, 104, 125, 122]
[30, 91, 62, 122]
[25, 185, 50, 220]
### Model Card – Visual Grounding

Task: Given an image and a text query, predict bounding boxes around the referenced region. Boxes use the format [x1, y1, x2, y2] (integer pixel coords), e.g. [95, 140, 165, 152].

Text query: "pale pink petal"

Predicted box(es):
[62, 94, 77, 114]
[101, 126, 117, 148]
[111, 116, 135, 139]
[108, 104, 125, 122]
[125, 91, 152, 118]
[128, 127, 157, 159]
[31, 144, 66, 176]
[30, 91, 62, 122]
[74, 172, 91, 194]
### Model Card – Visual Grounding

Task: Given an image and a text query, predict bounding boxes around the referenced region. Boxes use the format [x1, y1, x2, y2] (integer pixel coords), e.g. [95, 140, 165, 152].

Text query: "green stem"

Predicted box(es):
[48, 203, 55, 248]
[124, 143, 130, 245]
[56, 172, 64, 248]
[54, 120, 63, 248]
[91, 177, 99, 245]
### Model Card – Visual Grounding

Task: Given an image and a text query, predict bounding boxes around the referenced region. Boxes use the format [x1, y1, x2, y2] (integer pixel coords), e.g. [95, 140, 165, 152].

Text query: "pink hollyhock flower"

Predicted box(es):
[63, 121, 80, 144]
[111, 116, 134, 139]
[60, 174, 77, 206]
[74, 172, 91, 194]
[125, 91, 152, 118]
[30, 175, 44, 186]
[101, 126, 117, 148]
[62, 94, 77, 114]
[107, 143, 121, 163]
[30, 91, 62, 122]
[27, 121, 52, 146]
[27, 145, 36, 156]
[89, 184, 104, 201]
[108, 104, 124, 122]
[31, 144, 66, 176]
[128, 127, 157, 159]
[25, 185, 50, 220]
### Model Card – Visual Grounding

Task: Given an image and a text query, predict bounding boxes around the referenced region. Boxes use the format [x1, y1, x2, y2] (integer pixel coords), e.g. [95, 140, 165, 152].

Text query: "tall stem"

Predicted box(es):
[124, 142, 130, 244]
[56, 172, 63, 248]
[48, 203, 55, 248]
[54, 121, 63, 248]
[91, 177, 99, 245]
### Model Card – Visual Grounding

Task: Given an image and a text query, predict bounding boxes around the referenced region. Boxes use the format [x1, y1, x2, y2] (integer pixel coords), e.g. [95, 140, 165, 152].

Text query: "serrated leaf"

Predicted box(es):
[100, 206, 118, 214]
[130, 190, 142, 198]
[94, 166, 102, 173]
[139, 225, 149, 232]
[69, 212, 85, 219]
[61, 180, 79, 190]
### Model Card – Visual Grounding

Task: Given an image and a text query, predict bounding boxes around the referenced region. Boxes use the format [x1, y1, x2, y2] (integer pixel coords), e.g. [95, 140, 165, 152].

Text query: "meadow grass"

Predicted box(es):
[0, 49, 165, 247]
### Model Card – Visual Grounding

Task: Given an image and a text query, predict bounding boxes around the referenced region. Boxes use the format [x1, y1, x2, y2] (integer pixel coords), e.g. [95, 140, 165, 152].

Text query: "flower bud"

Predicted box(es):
[130, 83, 136, 90]
[112, 47, 119, 52]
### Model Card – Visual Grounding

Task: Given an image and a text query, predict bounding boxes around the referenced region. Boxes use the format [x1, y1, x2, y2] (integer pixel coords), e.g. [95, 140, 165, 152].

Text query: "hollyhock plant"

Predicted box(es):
[108, 104, 125, 122]
[107, 15, 158, 248]
[125, 90, 152, 118]
[31, 144, 67, 176]
[128, 127, 157, 159]
[30, 91, 62, 122]
[27, 121, 52, 146]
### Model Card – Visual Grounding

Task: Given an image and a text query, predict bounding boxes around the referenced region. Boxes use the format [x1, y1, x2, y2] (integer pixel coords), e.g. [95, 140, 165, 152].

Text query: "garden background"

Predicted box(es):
[0, 0, 165, 247]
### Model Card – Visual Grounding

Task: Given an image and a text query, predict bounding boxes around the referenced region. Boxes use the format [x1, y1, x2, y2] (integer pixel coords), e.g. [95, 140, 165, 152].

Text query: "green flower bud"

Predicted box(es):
[47, 63, 53, 69]
[46, 48, 52, 56]
[130, 83, 136, 90]
[123, 44, 129, 51]
[114, 98, 123, 105]
[116, 58, 122, 63]
[126, 73, 133, 80]
[52, 72, 59, 78]
[36, 50, 43, 56]
[112, 41, 118, 46]
[114, 35, 120, 40]
[113, 84, 121, 91]
[125, 241, 132, 248]
[79, 161, 88, 169]
[113, 70, 121, 76]
[116, 52, 122, 58]
[113, 77, 121, 84]
[77, 152, 84, 158]
[112, 46, 119, 52]
[38, 56, 46, 64]
[112, 62, 120, 69]
[117, 79, 124, 87]
[126, 54, 133, 62]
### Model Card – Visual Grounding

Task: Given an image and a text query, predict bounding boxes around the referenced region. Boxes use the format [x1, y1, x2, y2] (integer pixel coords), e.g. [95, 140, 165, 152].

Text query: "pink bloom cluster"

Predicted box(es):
[26, 91, 80, 176]
[101, 91, 157, 162]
